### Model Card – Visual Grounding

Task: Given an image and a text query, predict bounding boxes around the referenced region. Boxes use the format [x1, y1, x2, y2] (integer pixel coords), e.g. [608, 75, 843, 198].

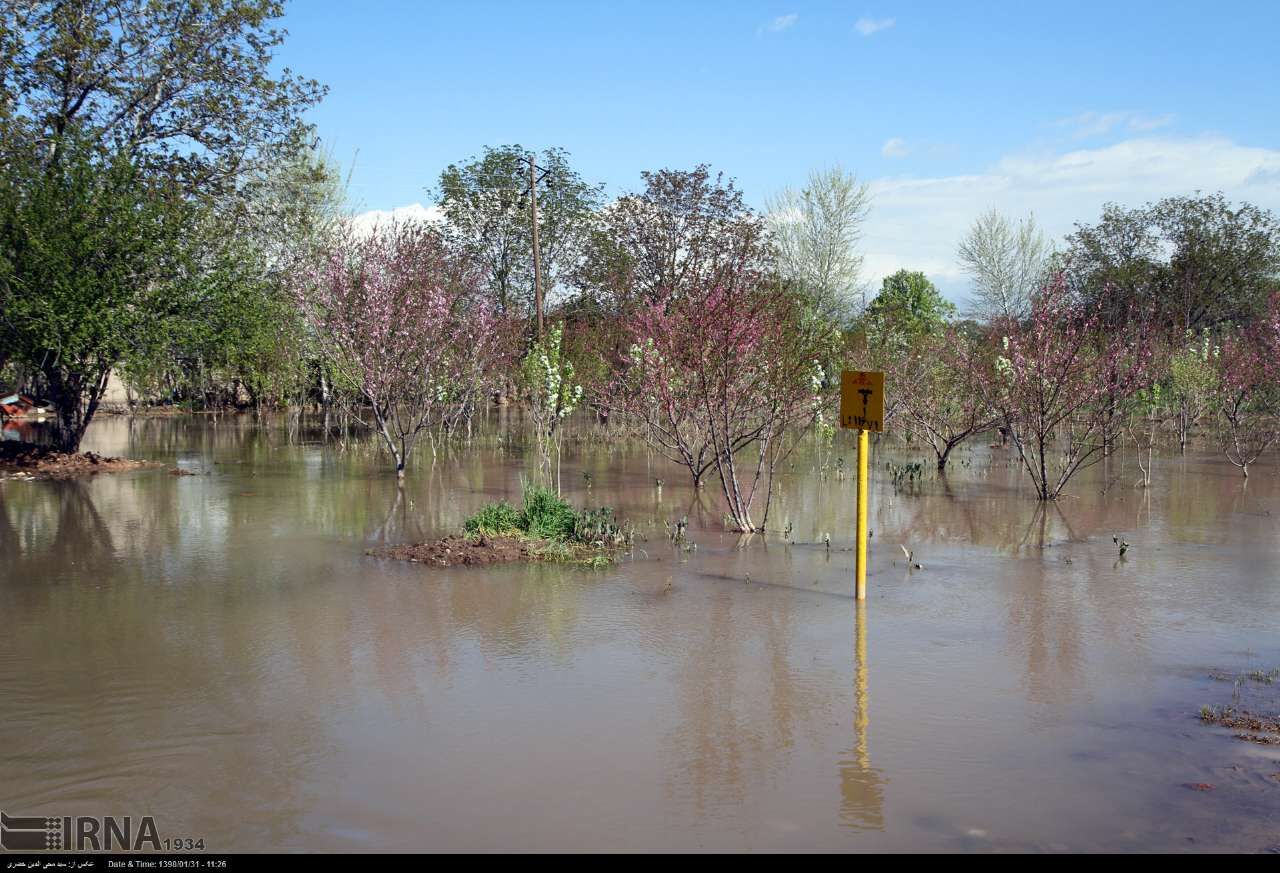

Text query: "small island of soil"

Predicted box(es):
[371, 535, 533, 567]
[370, 486, 632, 569]
[0, 441, 158, 480]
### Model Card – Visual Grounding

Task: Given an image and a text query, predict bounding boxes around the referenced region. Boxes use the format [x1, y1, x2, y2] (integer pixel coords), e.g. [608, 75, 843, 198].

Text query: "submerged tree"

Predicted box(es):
[895, 326, 999, 470]
[1123, 381, 1166, 489]
[123, 143, 346, 408]
[615, 269, 835, 532]
[1165, 328, 1219, 453]
[0, 134, 195, 451]
[0, 0, 324, 442]
[988, 275, 1153, 500]
[570, 164, 778, 428]
[520, 323, 584, 489]
[292, 223, 502, 478]
[1212, 293, 1280, 477]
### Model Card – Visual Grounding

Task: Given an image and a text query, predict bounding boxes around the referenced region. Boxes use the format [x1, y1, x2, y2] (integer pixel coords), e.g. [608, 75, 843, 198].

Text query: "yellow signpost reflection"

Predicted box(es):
[839, 603, 885, 830]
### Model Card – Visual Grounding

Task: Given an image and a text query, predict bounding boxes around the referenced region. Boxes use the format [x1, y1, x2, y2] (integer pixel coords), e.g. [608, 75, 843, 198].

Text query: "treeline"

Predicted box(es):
[290, 159, 1279, 529]
[1, 2, 1278, 529]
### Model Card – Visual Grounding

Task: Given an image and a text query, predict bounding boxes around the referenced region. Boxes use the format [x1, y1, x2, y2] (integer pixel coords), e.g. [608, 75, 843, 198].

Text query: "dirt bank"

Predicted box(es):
[371, 533, 623, 569]
[370, 534, 534, 567]
[0, 441, 158, 480]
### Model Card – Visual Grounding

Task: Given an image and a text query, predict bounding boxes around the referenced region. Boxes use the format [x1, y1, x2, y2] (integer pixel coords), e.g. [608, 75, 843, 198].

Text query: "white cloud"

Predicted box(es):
[348, 202, 445, 236]
[1053, 110, 1175, 139]
[763, 13, 798, 33]
[859, 135, 1280, 302]
[881, 137, 909, 158]
[855, 16, 895, 36]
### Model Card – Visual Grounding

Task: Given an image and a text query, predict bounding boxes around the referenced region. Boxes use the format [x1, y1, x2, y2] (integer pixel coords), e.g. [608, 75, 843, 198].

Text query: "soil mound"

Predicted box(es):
[371, 534, 533, 567]
[0, 441, 156, 480]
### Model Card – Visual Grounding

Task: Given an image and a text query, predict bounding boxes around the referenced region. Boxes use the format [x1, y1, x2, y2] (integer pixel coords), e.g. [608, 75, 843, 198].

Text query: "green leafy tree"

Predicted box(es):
[437, 145, 602, 317]
[0, 135, 196, 450]
[862, 269, 956, 355]
[0, 0, 326, 438]
[122, 232, 311, 409]
[1166, 328, 1219, 452]
[1, 0, 324, 200]
[123, 143, 346, 407]
[1065, 193, 1280, 335]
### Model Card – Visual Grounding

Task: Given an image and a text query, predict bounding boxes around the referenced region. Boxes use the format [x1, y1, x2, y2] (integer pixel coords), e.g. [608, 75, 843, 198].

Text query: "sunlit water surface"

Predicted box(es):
[1, 413, 1278, 852]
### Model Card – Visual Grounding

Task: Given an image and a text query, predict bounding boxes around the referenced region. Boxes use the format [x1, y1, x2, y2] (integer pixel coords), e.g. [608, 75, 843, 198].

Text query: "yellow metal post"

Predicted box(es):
[856, 427, 869, 599]
[854, 601, 868, 766]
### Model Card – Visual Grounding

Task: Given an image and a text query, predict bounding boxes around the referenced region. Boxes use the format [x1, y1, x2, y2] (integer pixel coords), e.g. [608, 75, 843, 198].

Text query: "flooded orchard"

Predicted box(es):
[1, 414, 1278, 852]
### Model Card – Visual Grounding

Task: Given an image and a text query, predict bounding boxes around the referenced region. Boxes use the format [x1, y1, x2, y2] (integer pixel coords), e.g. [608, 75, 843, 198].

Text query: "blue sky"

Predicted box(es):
[278, 1, 1280, 298]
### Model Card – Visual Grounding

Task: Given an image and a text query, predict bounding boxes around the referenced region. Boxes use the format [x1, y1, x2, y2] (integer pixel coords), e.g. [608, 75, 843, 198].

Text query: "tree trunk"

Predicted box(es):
[45, 366, 105, 454]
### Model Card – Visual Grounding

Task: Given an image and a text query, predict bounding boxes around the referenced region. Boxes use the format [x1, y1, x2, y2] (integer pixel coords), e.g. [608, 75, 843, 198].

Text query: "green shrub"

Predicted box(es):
[519, 485, 580, 540]
[463, 486, 632, 559]
[464, 500, 521, 535]
[573, 506, 628, 546]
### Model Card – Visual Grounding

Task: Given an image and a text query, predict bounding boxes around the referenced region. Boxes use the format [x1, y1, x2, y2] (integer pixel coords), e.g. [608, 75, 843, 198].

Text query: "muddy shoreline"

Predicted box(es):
[0, 441, 158, 480]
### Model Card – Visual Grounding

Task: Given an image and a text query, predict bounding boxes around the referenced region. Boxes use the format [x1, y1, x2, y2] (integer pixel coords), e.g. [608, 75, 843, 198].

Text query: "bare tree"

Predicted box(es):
[958, 209, 1052, 322]
[766, 165, 871, 324]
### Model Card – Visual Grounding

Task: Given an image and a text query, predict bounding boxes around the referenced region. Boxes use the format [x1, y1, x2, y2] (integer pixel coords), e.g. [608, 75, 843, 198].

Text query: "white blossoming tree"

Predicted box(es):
[520, 324, 583, 489]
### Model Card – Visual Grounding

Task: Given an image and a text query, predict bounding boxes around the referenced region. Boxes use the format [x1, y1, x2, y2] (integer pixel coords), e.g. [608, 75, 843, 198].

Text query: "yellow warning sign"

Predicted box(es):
[840, 370, 885, 432]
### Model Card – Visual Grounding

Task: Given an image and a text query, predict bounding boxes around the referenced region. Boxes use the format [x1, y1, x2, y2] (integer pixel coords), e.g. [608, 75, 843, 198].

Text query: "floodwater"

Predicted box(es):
[1, 413, 1277, 852]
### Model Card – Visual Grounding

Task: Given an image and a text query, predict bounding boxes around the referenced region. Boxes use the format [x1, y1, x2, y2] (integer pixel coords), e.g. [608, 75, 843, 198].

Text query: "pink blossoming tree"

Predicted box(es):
[1213, 291, 1280, 477]
[893, 326, 1000, 471]
[988, 274, 1153, 500]
[293, 222, 502, 478]
[614, 277, 834, 533]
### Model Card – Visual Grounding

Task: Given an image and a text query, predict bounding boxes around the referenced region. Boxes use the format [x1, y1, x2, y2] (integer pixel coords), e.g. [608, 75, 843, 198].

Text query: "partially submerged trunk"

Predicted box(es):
[934, 437, 963, 471]
[45, 364, 113, 454]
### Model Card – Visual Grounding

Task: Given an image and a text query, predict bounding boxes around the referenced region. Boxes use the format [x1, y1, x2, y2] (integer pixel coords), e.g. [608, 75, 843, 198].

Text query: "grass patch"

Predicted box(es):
[463, 484, 632, 566]
[520, 486, 581, 540]
[464, 501, 522, 536]
[1199, 667, 1280, 745]
[532, 539, 616, 569]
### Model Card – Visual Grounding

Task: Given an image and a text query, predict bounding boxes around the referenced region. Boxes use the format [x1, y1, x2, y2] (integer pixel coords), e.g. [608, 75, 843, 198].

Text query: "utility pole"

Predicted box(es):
[528, 152, 544, 340]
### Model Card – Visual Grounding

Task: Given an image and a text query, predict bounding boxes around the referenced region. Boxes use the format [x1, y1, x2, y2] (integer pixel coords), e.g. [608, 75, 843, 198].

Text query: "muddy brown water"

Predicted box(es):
[1, 414, 1277, 852]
